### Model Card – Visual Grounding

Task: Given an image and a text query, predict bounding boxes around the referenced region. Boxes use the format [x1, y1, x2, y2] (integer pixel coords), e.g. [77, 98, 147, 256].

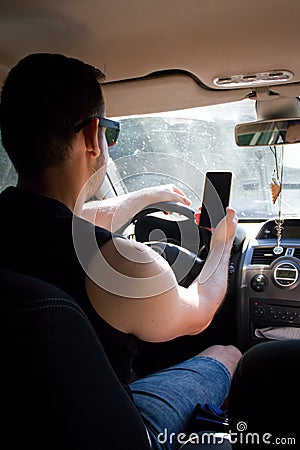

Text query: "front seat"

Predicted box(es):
[0, 267, 152, 450]
[0, 267, 233, 450]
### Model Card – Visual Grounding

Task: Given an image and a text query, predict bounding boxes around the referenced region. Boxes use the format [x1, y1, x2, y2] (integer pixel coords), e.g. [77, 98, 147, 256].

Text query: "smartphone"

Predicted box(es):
[199, 171, 232, 248]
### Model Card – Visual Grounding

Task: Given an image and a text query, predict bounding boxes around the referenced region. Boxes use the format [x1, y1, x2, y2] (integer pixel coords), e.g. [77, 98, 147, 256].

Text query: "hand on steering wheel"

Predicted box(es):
[115, 201, 205, 287]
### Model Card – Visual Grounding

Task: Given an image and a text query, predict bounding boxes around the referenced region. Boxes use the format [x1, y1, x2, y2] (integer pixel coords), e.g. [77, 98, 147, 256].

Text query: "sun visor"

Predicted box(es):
[102, 73, 252, 117]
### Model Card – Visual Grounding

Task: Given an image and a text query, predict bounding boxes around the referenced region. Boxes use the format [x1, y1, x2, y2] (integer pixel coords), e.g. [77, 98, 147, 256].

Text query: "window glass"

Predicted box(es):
[108, 99, 300, 219]
[1, 98, 300, 221]
[0, 133, 17, 192]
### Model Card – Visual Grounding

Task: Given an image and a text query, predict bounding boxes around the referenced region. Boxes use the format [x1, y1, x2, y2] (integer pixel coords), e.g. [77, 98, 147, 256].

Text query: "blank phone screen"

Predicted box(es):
[199, 171, 232, 230]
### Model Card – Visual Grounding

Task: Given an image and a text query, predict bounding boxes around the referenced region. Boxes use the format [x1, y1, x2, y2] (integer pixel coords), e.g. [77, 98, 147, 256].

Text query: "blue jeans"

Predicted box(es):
[130, 355, 231, 450]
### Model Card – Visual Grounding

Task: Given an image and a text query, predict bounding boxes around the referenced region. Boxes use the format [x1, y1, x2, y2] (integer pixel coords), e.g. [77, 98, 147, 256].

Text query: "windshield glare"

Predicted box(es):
[108, 99, 300, 220]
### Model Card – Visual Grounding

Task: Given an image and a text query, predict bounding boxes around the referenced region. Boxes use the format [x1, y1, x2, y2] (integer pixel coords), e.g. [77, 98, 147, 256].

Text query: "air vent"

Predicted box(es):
[251, 248, 280, 265]
[293, 248, 300, 260]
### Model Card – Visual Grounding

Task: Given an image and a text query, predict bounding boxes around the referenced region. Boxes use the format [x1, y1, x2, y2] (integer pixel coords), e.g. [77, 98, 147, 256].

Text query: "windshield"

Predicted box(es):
[108, 98, 300, 220]
[1, 98, 300, 220]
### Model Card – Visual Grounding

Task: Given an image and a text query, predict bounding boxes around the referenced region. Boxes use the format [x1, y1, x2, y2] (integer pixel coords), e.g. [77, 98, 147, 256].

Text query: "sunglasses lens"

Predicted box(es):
[105, 128, 119, 147]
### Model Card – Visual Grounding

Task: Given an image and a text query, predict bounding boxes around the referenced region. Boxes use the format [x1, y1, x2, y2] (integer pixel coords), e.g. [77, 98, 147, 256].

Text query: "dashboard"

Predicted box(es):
[237, 218, 300, 350]
[132, 209, 300, 352]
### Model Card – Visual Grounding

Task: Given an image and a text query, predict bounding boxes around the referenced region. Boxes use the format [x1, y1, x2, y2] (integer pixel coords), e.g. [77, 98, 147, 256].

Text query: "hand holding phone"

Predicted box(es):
[198, 171, 233, 249]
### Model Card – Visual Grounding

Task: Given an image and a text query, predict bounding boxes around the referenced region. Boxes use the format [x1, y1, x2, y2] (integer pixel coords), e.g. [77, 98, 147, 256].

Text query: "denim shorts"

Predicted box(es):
[130, 355, 231, 450]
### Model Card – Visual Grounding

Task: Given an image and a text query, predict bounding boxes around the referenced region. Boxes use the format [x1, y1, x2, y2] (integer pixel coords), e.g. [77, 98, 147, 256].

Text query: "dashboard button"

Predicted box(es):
[254, 307, 265, 317]
[251, 274, 268, 292]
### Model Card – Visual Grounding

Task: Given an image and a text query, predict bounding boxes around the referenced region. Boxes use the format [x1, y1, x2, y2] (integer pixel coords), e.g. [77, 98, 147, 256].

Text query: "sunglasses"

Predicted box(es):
[74, 116, 121, 147]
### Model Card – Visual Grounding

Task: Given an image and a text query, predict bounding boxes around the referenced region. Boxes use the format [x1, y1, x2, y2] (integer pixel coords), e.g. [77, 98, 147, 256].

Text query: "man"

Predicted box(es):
[0, 53, 241, 448]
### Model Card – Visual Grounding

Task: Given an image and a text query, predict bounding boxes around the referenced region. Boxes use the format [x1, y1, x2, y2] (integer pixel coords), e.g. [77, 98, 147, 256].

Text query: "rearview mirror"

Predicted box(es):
[235, 118, 300, 147]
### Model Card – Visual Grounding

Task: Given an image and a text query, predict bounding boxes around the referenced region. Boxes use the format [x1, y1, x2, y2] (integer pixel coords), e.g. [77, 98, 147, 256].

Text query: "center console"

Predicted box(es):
[237, 218, 300, 350]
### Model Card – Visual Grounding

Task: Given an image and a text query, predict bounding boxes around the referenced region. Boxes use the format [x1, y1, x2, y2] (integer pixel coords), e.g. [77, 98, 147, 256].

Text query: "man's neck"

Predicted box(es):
[18, 168, 83, 212]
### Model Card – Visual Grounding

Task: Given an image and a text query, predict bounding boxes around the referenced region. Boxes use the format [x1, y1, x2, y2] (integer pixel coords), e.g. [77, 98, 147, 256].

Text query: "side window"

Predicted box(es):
[0, 132, 17, 192]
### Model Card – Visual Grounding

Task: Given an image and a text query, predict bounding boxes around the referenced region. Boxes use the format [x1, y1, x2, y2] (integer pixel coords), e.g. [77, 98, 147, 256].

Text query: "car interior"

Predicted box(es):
[1, 0, 300, 448]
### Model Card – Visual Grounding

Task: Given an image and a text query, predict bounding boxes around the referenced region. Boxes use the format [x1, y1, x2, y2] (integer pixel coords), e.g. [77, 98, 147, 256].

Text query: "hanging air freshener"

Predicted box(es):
[269, 146, 284, 255]
[271, 174, 281, 204]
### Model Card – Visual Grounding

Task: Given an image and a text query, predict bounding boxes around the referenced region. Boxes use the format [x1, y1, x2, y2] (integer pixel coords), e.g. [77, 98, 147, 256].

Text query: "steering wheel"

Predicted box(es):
[116, 201, 201, 250]
[115, 201, 246, 288]
[116, 201, 205, 288]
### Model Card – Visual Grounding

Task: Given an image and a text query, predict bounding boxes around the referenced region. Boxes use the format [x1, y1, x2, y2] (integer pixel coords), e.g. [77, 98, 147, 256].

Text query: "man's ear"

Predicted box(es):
[82, 118, 100, 158]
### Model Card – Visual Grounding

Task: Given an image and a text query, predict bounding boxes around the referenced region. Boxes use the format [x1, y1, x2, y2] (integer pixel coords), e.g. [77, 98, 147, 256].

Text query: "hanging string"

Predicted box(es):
[272, 145, 285, 255]
[270, 146, 279, 179]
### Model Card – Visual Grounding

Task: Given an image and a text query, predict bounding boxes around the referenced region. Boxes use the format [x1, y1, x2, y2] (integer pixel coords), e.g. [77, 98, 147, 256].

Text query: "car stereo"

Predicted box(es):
[236, 219, 300, 350]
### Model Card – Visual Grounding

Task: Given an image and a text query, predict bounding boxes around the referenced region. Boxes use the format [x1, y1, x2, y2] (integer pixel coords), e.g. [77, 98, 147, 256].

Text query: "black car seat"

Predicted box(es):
[0, 267, 233, 450]
[0, 267, 152, 450]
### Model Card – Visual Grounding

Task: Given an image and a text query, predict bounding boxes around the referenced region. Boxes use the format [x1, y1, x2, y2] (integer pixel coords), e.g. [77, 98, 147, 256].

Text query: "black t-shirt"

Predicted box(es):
[0, 187, 138, 385]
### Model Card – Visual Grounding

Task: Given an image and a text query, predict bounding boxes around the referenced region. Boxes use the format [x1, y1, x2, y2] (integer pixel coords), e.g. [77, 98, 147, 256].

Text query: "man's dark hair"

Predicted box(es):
[0, 53, 105, 176]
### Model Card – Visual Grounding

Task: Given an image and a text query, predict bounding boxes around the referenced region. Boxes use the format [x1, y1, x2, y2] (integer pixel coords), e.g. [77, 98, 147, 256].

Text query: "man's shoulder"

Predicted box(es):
[72, 213, 114, 250]
[0, 186, 67, 211]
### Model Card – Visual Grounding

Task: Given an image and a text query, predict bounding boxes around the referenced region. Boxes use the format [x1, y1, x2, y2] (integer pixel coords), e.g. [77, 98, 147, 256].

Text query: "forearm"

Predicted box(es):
[107, 187, 162, 231]
[176, 242, 233, 337]
[195, 243, 232, 321]
[81, 187, 162, 232]
[81, 184, 191, 232]
[81, 199, 117, 231]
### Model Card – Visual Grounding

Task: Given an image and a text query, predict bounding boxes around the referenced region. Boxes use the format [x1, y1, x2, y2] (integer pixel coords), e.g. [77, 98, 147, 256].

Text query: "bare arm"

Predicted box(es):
[80, 184, 191, 232]
[85, 207, 238, 342]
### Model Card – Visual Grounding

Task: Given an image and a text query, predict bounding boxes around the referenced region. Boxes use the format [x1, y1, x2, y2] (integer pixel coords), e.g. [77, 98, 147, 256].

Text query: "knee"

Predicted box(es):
[197, 344, 242, 377]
